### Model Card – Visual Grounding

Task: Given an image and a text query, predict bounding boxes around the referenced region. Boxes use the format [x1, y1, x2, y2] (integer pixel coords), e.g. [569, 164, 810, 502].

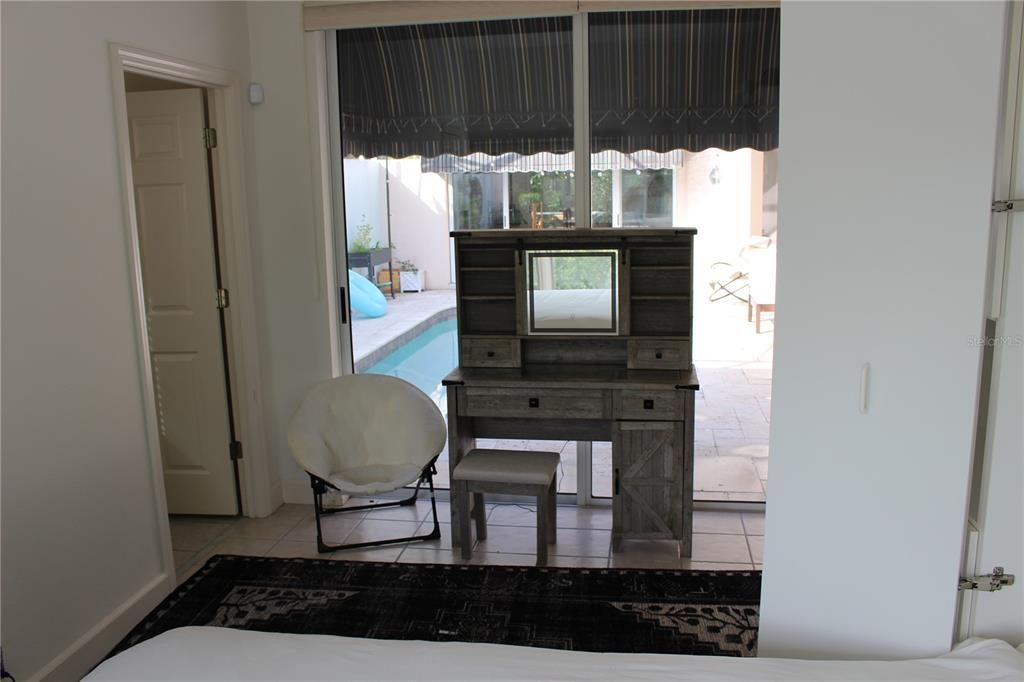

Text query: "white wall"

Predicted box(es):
[0, 2, 252, 679]
[246, 2, 335, 494]
[762, 149, 778, 236]
[342, 157, 387, 250]
[676, 149, 756, 277]
[340, 158, 452, 289]
[388, 159, 452, 289]
[759, 1, 1007, 659]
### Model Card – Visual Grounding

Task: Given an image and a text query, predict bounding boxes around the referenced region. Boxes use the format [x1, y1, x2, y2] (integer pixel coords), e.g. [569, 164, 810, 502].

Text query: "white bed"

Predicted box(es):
[87, 627, 1024, 681]
[532, 288, 614, 330]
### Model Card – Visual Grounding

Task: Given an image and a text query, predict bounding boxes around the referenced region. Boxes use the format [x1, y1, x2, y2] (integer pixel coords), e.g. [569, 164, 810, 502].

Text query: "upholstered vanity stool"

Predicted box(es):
[452, 449, 560, 566]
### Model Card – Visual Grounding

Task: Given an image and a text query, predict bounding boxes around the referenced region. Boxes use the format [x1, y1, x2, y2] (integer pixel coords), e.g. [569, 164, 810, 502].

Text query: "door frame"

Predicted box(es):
[306, 31, 353, 377]
[957, 0, 1024, 640]
[311, 20, 768, 510]
[109, 44, 276, 578]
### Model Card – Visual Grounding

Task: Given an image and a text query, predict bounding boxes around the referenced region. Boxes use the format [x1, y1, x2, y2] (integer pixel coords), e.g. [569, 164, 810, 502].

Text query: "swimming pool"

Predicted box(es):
[363, 318, 458, 415]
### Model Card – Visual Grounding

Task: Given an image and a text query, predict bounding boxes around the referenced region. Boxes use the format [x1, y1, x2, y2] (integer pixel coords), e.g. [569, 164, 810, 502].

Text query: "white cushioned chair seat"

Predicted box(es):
[453, 449, 559, 486]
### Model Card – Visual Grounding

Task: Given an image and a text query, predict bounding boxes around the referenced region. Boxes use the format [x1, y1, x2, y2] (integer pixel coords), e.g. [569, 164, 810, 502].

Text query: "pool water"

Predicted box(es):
[363, 318, 458, 415]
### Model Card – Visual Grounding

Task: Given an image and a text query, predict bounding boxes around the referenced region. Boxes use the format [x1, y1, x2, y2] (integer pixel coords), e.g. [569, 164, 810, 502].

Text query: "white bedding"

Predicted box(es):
[88, 627, 1024, 682]
[532, 288, 613, 330]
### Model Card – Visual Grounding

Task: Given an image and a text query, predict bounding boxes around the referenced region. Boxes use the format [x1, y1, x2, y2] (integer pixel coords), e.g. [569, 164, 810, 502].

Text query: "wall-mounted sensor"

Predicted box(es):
[248, 82, 264, 105]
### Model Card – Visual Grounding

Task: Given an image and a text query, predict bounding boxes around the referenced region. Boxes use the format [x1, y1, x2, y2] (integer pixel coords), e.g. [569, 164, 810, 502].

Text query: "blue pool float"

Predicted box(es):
[348, 269, 388, 318]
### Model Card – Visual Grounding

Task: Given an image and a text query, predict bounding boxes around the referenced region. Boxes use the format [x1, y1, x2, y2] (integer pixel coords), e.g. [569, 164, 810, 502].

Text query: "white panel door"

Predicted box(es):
[127, 89, 237, 515]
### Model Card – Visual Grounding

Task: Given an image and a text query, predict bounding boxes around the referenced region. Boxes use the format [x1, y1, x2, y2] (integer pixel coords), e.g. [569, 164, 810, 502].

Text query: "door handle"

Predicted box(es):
[338, 286, 347, 325]
[643, 399, 655, 410]
[528, 397, 540, 408]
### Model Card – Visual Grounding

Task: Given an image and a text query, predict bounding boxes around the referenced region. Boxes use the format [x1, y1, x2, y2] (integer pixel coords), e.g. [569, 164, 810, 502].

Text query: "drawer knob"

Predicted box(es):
[655, 352, 663, 359]
[643, 399, 655, 410]
[529, 398, 540, 408]
[486, 351, 496, 357]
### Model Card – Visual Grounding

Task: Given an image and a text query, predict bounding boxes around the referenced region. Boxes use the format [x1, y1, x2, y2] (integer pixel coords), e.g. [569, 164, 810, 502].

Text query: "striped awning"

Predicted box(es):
[590, 9, 780, 154]
[420, 149, 685, 173]
[336, 8, 779, 161]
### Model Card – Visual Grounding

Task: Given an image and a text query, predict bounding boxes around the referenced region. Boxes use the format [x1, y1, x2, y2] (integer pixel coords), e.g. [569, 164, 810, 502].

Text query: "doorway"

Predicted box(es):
[124, 73, 241, 517]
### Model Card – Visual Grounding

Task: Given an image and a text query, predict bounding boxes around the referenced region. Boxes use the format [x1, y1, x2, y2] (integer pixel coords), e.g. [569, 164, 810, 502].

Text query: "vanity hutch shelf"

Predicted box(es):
[444, 228, 699, 553]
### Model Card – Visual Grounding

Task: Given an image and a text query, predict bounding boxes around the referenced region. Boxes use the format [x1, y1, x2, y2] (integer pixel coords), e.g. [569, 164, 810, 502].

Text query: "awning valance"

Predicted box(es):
[336, 8, 779, 160]
[420, 149, 685, 174]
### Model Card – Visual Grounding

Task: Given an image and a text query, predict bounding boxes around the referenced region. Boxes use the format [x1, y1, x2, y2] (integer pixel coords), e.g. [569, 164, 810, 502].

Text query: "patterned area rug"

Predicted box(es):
[111, 555, 761, 658]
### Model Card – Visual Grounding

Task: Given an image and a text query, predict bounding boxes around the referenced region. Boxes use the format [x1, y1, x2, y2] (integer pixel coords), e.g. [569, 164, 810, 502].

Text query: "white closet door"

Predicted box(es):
[128, 89, 237, 515]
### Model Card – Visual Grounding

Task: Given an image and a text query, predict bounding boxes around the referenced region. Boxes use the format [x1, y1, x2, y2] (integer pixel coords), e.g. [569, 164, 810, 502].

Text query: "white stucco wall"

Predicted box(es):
[676, 149, 758, 280]
[341, 157, 453, 289]
[247, 2, 336, 493]
[388, 159, 453, 289]
[1, 2, 253, 678]
[342, 157, 388, 251]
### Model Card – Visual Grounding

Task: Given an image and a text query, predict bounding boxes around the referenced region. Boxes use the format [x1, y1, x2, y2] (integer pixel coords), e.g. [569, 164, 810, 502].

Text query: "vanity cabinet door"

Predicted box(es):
[612, 421, 685, 548]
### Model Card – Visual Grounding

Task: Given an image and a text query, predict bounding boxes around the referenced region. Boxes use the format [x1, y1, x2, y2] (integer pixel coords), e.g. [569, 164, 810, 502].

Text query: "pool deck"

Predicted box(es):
[352, 288, 771, 502]
[352, 289, 457, 371]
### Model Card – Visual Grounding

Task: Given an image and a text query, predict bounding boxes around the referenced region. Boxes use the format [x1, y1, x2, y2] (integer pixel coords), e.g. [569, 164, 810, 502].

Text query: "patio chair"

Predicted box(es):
[288, 374, 446, 553]
[743, 237, 776, 333]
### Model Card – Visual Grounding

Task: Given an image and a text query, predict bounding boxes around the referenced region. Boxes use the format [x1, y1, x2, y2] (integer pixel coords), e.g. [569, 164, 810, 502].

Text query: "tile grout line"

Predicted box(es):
[742, 528, 756, 567]
[173, 507, 767, 572]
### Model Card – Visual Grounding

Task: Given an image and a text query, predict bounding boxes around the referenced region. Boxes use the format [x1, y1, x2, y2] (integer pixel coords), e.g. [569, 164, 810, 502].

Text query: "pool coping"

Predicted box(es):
[354, 306, 458, 373]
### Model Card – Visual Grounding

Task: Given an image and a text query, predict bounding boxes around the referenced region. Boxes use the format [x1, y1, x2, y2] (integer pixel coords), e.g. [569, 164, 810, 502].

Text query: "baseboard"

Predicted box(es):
[268, 479, 284, 512]
[281, 478, 313, 504]
[31, 573, 171, 682]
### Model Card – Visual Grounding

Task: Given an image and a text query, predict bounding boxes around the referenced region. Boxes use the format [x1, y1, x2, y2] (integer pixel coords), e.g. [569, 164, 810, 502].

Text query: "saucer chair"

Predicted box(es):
[288, 375, 446, 553]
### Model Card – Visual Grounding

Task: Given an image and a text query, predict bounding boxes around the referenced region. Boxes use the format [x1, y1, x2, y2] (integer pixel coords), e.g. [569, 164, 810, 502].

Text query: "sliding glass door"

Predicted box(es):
[332, 17, 576, 492]
[326, 7, 780, 503]
[584, 9, 780, 503]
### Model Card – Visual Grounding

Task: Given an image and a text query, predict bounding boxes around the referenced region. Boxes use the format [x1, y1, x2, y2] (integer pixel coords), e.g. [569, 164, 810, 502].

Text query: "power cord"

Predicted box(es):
[1, 647, 15, 682]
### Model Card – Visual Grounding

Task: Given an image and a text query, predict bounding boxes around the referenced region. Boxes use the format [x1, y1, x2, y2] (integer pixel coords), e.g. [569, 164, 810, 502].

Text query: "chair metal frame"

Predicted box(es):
[308, 456, 441, 553]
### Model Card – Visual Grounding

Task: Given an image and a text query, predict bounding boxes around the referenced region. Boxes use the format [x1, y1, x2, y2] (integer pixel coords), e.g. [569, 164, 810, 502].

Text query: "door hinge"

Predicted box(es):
[203, 127, 218, 149]
[216, 288, 230, 310]
[229, 440, 243, 461]
[992, 200, 1021, 213]
[959, 566, 1016, 592]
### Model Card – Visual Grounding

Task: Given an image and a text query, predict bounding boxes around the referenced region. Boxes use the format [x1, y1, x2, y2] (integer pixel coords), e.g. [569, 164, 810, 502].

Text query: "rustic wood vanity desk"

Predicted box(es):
[443, 227, 699, 555]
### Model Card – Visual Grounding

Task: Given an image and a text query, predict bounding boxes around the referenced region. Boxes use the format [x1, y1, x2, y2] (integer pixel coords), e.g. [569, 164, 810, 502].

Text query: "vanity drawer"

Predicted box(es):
[461, 387, 608, 419]
[461, 338, 521, 368]
[627, 339, 691, 370]
[614, 389, 682, 420]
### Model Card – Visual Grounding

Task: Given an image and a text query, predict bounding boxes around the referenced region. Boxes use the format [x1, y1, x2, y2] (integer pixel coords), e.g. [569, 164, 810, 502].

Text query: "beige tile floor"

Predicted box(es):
[170, 502, 764, 585]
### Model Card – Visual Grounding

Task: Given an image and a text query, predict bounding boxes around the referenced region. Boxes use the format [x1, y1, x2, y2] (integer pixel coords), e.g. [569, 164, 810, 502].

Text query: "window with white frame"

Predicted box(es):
[451, 166, 678, 230]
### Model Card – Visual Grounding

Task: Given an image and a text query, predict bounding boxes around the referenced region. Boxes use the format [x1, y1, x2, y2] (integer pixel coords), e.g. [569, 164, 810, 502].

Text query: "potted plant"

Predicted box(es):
[396, 259, 424, 292]
[349, 216, 378, 254]
[348, 216, 394, 294]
